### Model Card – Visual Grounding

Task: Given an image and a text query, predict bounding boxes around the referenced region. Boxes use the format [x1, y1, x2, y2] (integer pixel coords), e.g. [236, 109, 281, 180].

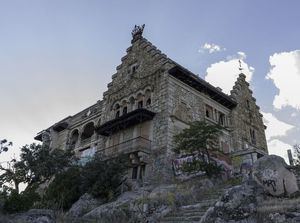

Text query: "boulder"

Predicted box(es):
[252, 155, 299, 196]
[10, 209, 55, 223]
[200, 183, 259, 223]
[66, 193, 104, 218]
[83, 191, 142, 222]
[148, 184, 177, 199]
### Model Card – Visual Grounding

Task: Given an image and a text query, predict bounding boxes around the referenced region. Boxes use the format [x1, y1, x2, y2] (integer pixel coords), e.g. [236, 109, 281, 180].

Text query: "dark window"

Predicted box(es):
[205, 105, 213, 119]
[132, 65, 137, 73]
[206, 110, 210, 118]
[139, 165, 146, 180]
[138, 101, 143, 109]
[250, 129, 256, 145]
[115, 111, 120, 118]
[123, 107, 127, 115]
[132, 166, 138, 179]
[246, 100, 250, 109]
[146, 98, 151, 106]
[218, 113, 225, 126]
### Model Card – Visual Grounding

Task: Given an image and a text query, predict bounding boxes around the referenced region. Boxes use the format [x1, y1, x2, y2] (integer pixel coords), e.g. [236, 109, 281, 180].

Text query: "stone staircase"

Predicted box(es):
[159, 188, 226, 223]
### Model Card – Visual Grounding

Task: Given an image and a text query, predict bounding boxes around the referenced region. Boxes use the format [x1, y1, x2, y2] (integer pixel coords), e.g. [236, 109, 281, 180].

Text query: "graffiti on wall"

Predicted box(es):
[172, 153, 233, 178]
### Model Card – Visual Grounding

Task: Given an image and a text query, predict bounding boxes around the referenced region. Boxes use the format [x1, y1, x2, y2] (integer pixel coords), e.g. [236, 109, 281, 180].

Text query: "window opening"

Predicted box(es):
[146, 98, 151, 106]
[123, 106, 127, 115]
[132, 166, 138, 179]
[138, 101, 143, 109]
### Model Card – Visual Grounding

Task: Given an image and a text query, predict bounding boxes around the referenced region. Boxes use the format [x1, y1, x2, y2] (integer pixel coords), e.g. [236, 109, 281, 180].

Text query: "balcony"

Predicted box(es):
[96, 108, 155, 136]
[97, 136, 151, 157]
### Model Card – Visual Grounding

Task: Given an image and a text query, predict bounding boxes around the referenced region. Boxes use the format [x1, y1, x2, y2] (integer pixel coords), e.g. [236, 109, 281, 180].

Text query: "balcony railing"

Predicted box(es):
[97, 136, 151, 157]
[80, 137, 92, 146]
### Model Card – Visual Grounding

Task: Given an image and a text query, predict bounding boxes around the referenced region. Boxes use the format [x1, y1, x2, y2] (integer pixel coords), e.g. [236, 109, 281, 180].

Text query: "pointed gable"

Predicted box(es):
[230, 73, 268, 152]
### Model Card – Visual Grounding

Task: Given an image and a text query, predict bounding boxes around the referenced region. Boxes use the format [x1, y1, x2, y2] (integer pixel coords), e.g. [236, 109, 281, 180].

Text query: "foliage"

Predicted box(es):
[0, 140, 128, 213]
[81, 154, 128, 200]
[0, 139, 12, 154]
[0, 143, 75, 195]
[293, 144, 300, 165]
[173, 121, 224, 161]
[3, 189, 40, 214]
[37, 155, 128, 210]
[173, 121, 224, 177]
[0, 159, 27, 193]
[41, 167, 82, 210]
[19, 143, 75, 185]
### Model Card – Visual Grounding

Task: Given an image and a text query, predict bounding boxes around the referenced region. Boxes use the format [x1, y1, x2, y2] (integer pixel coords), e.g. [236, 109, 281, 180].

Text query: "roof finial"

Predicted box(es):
[131, 24, 145, 42]
[238, 59, 243, 72]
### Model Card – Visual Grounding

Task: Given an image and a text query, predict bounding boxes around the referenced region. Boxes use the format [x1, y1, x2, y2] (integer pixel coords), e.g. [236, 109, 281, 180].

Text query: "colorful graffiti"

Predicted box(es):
[172, 153, 233, 178]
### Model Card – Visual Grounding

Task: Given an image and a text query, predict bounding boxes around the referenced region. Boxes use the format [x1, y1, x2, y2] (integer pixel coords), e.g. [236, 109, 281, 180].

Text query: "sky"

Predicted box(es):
[0, 0, 300, 164]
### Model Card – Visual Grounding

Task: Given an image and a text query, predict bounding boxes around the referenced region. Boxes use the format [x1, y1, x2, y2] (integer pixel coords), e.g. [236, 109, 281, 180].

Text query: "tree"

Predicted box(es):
[0, 139, 12, 154]
[42, 166, 82, 210]
[0, 159, 27, 193]
[0, 143, 75, 194]
[173, 120, 224, 162]
[19, 143, 75, 185]
[80, 154, 128, 199]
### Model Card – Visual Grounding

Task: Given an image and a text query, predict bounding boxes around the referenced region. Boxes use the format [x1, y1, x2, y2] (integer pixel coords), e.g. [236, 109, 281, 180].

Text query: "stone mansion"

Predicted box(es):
[35, 25, 268, 183]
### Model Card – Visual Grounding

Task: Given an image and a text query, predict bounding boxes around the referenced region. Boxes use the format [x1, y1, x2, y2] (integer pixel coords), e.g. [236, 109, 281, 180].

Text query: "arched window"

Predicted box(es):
[146, 98, 151, 106]
[137, 93, 143, 109]
[69, 129, 79, 149]
[115, 104, 120, 118]
[129, 97, 135, 111]
[81, 122, 95, 141]
[145, 89, 151, 107]
[122, 100, 128, 115]
[123, 106, 128, 115]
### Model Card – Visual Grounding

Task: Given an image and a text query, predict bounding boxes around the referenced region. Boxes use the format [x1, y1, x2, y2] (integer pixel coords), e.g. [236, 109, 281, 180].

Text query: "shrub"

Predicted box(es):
[81, 155, 128, 200]
[3, 189, 40, 214]
[42, 166, 81, 210]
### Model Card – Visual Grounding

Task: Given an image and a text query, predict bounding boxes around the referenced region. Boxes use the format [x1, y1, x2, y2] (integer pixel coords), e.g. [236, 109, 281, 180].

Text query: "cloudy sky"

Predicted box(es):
[0, 0, 299, 163]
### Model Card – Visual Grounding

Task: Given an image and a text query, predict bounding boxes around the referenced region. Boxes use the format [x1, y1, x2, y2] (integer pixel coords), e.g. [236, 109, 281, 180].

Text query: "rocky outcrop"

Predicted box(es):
[252, 155, 299, 196]
[82, 191, 145, 222]
[8, 209, 55, 223]
[200, 182, 259, 223]
[66, 193, 104, 218]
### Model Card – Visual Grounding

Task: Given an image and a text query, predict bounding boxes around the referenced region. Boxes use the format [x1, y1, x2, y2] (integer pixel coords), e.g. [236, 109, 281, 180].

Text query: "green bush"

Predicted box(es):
[81, 155, 128, 200]
[42, 166, 81, 210]
[3, 189, 40, 214]
[40, 155, 128, 210]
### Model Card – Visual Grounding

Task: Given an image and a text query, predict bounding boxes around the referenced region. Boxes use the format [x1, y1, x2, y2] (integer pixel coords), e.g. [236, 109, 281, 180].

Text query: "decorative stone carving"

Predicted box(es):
[131, 24, 145, 42]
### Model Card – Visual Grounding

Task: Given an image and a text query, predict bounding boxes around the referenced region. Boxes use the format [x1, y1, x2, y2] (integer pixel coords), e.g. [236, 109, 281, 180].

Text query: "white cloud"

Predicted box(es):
[268, 139, 291, 164]
[261, 112, 295, 141]
[266, 50, 300, 110]
[205, 52, 254, 94]
[199, 43, 226, 54]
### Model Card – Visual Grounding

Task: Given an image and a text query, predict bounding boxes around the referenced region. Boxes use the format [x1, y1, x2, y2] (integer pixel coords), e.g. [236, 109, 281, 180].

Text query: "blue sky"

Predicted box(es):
[0, 0, 300, 163]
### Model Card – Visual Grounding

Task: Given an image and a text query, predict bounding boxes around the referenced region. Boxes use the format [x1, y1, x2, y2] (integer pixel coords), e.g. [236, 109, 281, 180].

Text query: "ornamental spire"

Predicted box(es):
[131, 24, 145, 43]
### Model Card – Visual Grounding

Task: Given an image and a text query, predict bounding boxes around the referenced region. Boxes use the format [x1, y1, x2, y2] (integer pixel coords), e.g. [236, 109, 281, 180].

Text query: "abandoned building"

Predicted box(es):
[35, 25, 268, 184]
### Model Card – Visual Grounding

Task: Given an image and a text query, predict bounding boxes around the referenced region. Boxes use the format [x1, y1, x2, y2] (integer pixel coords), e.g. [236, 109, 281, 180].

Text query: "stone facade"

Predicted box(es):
[35, 25, 268, 184]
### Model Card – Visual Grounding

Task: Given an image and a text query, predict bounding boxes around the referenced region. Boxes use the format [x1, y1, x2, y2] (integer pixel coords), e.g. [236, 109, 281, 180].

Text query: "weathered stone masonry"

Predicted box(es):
[35, 25, 268, 185]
